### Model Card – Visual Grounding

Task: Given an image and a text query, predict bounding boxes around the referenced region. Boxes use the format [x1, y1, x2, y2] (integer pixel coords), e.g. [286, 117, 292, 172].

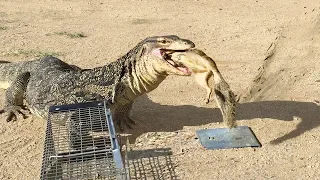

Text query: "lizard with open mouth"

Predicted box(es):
[0, 35, 195, 130]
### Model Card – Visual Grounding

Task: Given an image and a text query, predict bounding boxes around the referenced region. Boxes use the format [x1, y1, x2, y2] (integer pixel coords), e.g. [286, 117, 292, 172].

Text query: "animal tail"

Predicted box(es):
[210, 64, 237, 128]
[0, 60, 36, 89]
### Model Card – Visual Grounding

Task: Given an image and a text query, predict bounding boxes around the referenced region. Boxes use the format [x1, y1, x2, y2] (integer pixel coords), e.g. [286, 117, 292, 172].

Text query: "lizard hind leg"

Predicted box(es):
[0, 72, 31, 122]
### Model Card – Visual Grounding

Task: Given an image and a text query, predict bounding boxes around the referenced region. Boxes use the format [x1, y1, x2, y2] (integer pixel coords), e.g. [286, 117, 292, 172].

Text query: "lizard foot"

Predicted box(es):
[0, 105, 30, 122]
[117, 116, 137, 132]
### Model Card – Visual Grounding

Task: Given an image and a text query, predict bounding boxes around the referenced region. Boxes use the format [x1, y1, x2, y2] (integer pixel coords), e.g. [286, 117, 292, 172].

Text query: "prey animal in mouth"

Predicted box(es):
[167, 49, 237, 128]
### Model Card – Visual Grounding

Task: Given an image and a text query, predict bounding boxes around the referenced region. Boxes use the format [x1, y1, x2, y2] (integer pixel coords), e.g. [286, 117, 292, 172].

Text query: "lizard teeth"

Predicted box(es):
[167, 60, 176, 66]
[166, 59, 191, 75]
[158, 49, 192, 75]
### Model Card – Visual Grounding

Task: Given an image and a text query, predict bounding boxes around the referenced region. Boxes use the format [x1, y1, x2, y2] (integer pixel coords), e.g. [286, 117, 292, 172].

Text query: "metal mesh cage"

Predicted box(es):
[40, 101, 130, 180]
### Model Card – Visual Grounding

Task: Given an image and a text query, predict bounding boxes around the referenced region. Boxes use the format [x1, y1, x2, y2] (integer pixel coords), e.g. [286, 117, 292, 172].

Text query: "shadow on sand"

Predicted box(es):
[126, 95, 320, 145]
[127, 148, 178, 180]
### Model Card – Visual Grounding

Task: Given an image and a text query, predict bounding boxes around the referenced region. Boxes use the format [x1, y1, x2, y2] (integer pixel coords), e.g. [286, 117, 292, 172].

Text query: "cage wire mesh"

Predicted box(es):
[40, 101, 130, 180]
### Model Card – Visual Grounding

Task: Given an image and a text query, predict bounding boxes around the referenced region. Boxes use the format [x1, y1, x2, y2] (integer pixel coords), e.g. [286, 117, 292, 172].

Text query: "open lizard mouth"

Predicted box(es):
[152, 49, 191, 75]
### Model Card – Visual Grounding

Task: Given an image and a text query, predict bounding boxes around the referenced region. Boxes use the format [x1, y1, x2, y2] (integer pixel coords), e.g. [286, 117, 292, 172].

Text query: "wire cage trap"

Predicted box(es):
[40, 101, 130, 180]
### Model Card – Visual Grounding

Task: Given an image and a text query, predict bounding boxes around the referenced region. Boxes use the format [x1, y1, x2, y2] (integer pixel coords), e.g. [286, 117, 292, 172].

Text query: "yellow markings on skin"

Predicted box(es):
[166, 40, 194, 51]
[0, 81, 11, 89]
[132, 60, 166, 94]
[124, 56, 165, 97]
[75, 84, 110, 96]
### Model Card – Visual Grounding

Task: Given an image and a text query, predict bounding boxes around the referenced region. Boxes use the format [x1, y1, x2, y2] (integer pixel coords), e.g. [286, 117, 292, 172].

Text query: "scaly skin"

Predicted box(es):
[169, 49, 237, 128]
[0, 35, 195, 130]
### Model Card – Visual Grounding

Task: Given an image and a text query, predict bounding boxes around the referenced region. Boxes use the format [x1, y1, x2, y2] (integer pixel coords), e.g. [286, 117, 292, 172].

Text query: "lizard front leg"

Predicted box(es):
[113, 101, 136, 131]
[0, 72, 30, 122]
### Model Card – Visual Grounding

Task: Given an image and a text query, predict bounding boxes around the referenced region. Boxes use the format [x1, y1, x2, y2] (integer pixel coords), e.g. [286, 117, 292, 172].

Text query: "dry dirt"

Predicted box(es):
[1, 0, 320, 179]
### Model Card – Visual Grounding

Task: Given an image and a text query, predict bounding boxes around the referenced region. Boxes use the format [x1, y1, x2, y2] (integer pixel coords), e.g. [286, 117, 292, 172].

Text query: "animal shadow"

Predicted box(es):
[127, 95, 320, 145]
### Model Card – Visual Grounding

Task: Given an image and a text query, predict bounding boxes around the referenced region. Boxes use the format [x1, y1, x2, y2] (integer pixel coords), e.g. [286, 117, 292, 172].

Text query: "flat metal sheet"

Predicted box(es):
[196, 126, 261, 149]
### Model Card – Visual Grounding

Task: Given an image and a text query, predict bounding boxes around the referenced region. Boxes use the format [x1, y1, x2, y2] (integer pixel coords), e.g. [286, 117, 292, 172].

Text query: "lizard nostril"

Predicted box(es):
[183, 40, 195, 47]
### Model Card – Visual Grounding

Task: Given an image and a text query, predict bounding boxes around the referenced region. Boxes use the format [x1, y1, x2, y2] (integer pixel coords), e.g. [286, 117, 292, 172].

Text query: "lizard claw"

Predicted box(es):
[125, 116, 137, 125]
[116, 116, 137, 132]
[0, 105, 30, 122]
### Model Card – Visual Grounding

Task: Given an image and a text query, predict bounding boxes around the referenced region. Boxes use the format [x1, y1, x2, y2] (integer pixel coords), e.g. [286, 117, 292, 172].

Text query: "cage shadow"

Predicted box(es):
[127, 148, 179, 180]
[127, 95, 320, 145]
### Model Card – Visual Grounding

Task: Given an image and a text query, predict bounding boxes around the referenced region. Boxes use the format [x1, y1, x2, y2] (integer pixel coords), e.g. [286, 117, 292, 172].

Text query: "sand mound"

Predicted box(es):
[239, 12, 320, 102]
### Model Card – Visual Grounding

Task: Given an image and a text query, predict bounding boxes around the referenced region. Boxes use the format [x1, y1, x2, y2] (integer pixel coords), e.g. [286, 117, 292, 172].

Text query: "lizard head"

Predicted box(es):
[163, 48, 209, 73]
[138, 35, 195, 76]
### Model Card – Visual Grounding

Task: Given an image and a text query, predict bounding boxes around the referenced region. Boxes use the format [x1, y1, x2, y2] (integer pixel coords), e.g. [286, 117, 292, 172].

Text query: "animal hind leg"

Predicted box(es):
[194, 72, 212, 104]
[114, 102, 136, 131]
[0, 72, 30, 122]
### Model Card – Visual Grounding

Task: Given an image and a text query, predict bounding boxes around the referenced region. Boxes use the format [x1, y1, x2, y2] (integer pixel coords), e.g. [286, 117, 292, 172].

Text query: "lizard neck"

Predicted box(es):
[78, 50, 167, 104]
[125, 57, 167, 96]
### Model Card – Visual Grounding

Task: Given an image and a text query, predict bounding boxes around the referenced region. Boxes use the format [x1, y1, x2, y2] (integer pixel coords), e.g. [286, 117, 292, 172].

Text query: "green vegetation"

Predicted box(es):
[46, 31, 87, 38]
[0, 26, 8, 30]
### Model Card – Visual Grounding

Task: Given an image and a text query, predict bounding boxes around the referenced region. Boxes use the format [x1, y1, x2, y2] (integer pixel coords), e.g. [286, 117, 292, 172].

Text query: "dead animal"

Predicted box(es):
[167, 49, 237, 128]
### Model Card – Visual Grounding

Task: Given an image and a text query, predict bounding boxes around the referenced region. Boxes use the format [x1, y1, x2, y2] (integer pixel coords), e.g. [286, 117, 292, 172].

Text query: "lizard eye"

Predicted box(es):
[159, 39, 170, 44]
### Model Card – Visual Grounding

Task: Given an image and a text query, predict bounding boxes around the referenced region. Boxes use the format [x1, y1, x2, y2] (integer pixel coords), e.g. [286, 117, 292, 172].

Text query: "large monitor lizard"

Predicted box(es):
[0, 35, 195, 130]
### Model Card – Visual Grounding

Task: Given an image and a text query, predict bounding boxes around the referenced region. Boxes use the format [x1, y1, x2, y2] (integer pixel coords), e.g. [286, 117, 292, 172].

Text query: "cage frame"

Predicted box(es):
[40, 100, 130, 180]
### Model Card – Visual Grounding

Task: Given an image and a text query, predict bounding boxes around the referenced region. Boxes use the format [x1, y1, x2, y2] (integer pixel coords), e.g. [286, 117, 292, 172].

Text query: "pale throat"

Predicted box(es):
[126, 57, 167, 96]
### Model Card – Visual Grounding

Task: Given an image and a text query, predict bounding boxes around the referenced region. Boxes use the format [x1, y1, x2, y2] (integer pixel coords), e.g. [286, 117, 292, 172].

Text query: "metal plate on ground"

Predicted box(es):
[196, 126, 261, 149]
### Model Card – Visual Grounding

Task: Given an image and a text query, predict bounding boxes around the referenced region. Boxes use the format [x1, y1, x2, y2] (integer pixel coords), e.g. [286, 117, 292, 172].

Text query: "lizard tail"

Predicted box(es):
[211, 67, 237, 128]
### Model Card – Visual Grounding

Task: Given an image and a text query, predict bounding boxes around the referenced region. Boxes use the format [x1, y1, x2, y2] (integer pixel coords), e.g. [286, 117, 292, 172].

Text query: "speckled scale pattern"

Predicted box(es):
[0, 35, 195, 128]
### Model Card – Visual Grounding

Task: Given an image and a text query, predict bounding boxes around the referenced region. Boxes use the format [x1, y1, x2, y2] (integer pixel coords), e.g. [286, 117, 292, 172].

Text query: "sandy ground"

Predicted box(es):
[0, 0, 320, 179]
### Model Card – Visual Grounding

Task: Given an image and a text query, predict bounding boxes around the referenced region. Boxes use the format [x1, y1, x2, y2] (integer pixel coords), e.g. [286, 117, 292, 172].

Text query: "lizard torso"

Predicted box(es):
[0, 35, 195, 129]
